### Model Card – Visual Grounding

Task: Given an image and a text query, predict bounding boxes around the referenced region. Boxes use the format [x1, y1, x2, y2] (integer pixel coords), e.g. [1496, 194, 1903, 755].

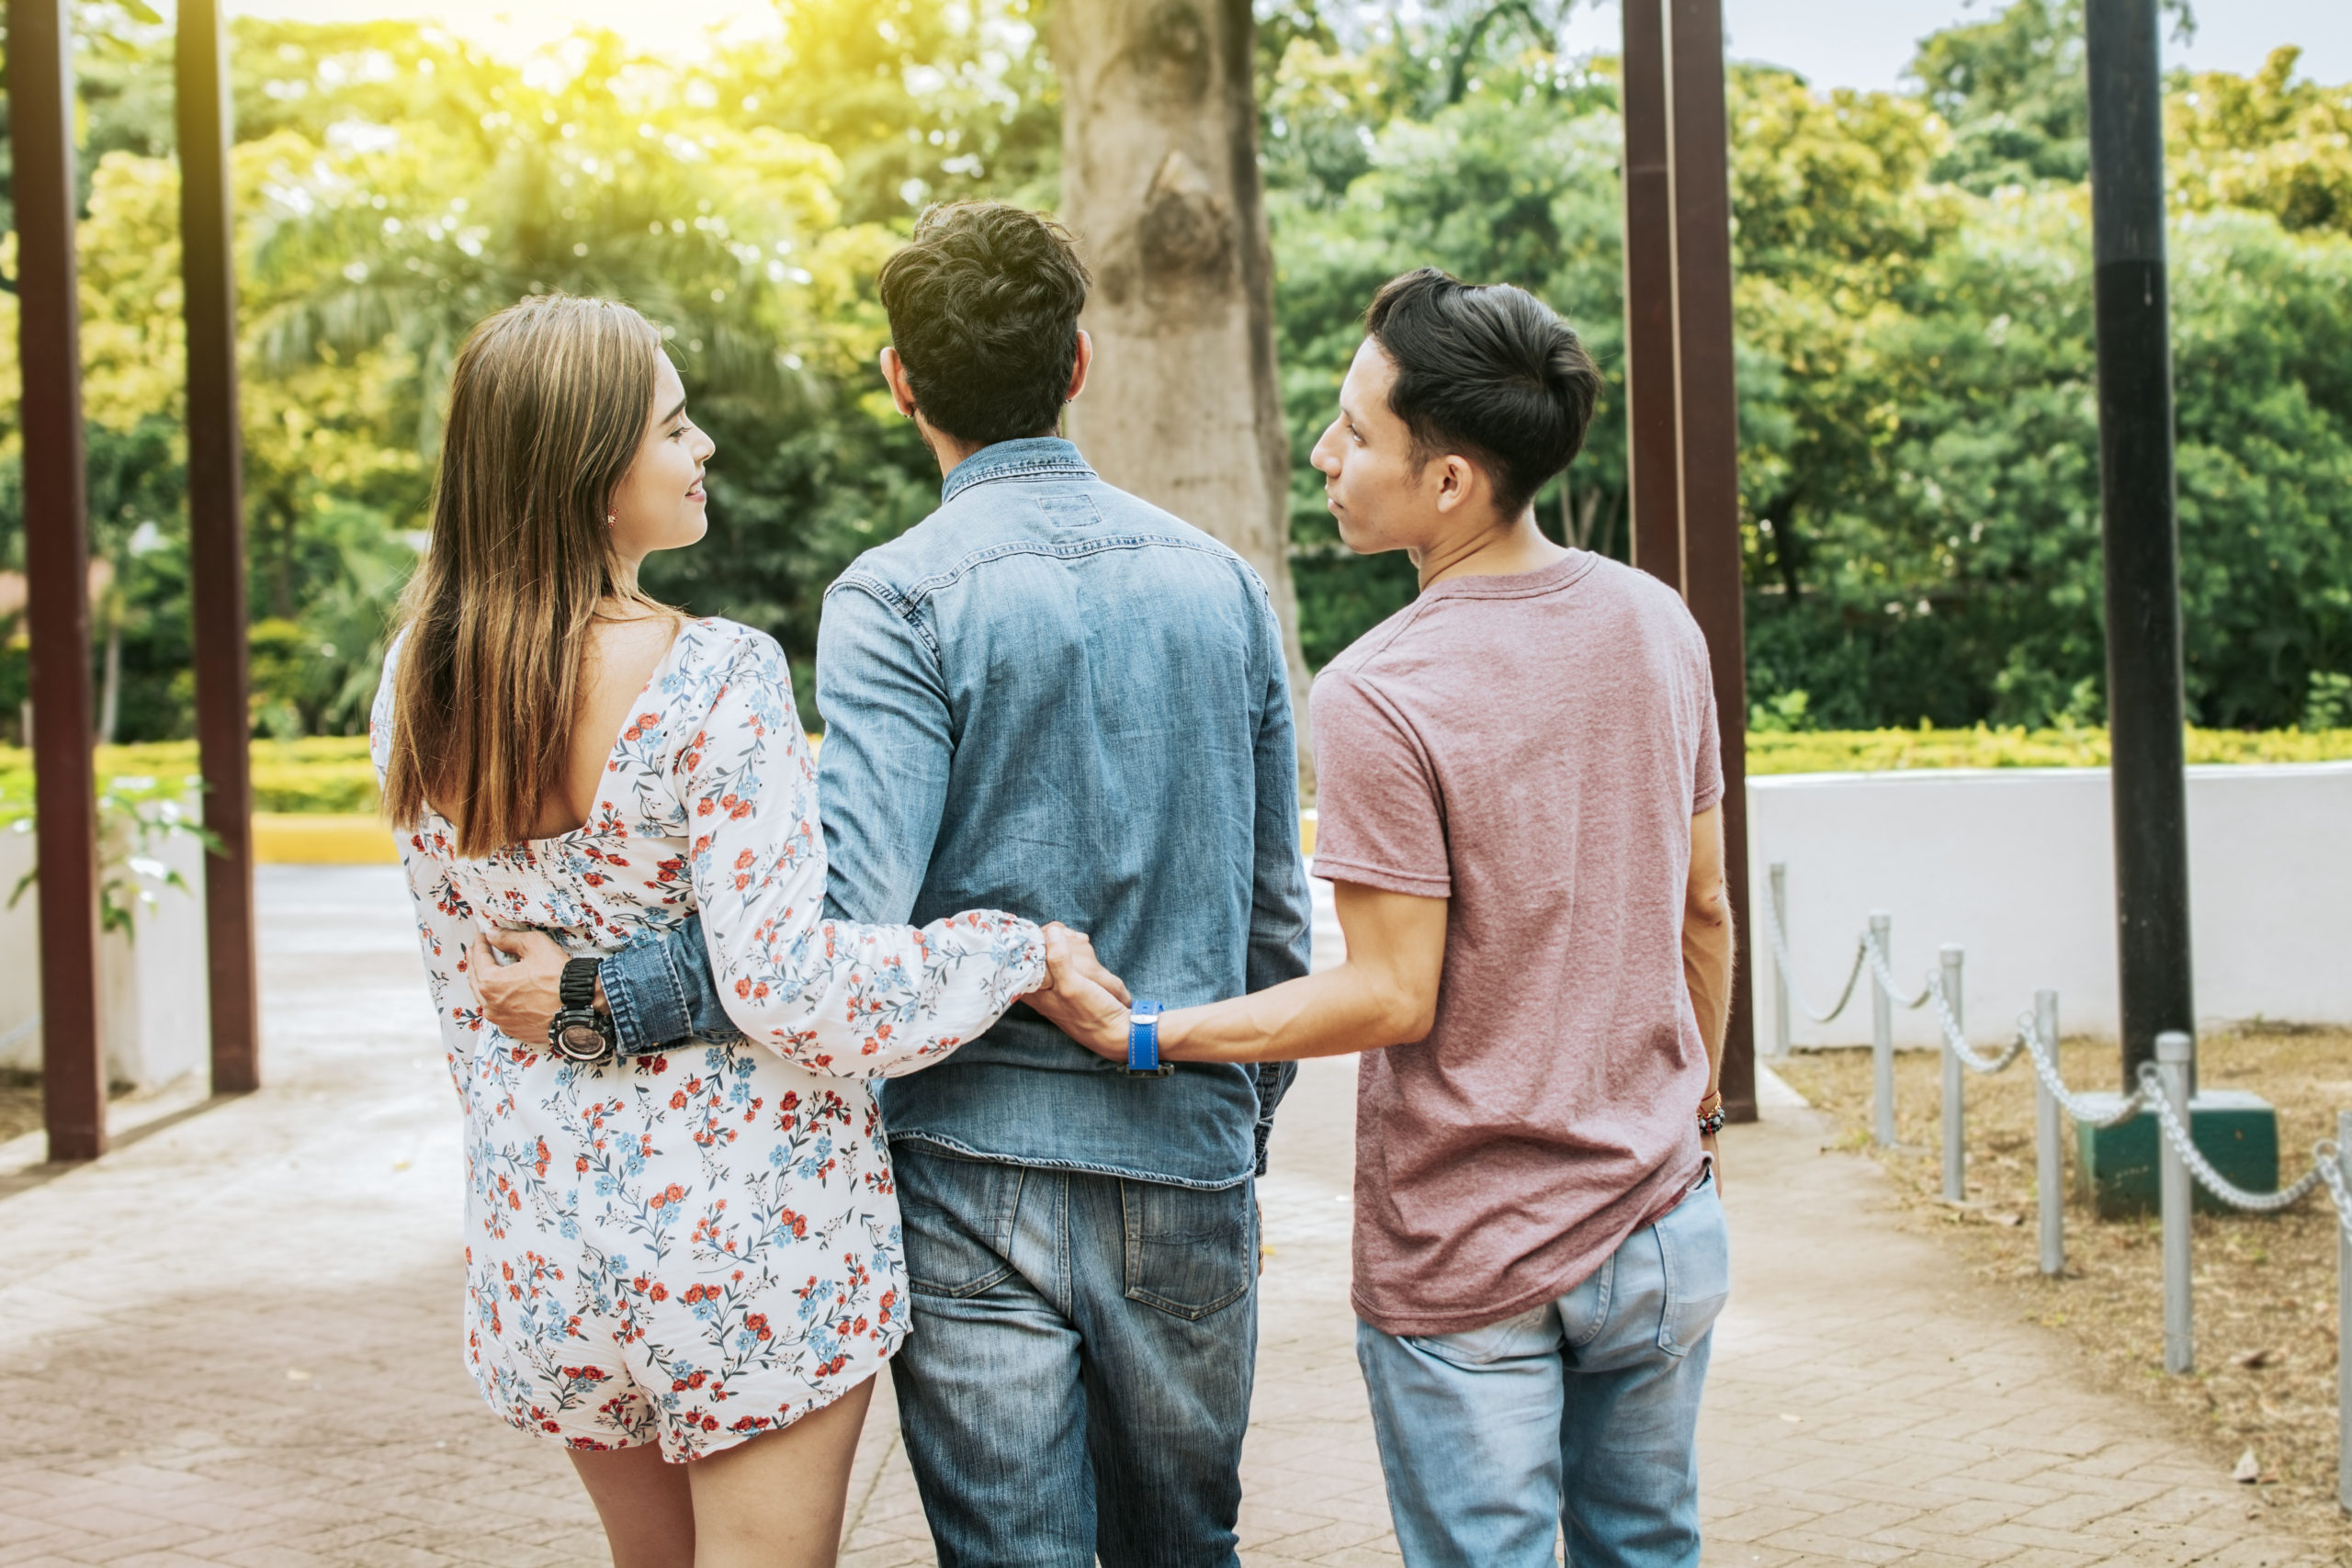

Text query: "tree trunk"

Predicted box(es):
[1053, 0, 1314, 783]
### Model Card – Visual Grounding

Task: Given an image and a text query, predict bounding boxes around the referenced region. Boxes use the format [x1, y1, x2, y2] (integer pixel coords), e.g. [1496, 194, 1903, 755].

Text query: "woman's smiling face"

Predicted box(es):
[607, 353, 714, 563]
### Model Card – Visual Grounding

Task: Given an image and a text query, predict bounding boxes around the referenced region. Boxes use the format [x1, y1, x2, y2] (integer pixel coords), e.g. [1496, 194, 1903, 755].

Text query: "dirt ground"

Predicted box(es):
[1775, 1026, 2352, 1547]
[0, 1070, 141, 1149]
[0, 1070, 43, 1145]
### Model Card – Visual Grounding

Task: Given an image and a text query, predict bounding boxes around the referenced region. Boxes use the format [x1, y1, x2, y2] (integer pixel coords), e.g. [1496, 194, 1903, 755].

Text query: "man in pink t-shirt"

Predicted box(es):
[1043, 267, 1736, 1568]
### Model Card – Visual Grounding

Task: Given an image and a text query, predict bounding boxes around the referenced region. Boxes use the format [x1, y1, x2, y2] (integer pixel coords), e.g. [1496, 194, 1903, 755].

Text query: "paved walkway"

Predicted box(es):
[0, 867, 2333, 1566]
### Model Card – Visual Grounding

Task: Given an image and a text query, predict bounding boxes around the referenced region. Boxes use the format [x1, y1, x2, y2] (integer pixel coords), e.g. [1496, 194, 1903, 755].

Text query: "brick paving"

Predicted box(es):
[0, 865, 2335, 1566]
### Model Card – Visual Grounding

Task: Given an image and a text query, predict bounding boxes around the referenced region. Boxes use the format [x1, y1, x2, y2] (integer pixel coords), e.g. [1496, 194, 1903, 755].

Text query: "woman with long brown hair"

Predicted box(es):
[370, 295, 1091, 1566]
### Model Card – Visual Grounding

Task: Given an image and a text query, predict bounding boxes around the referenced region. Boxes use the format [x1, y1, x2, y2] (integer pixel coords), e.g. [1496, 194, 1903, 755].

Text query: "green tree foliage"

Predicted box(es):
[1261, 24, 1626, 665]
[0, 3, 1051, 739]
[1263, 0, 2350, 730]
[1, 0, 2346, 743]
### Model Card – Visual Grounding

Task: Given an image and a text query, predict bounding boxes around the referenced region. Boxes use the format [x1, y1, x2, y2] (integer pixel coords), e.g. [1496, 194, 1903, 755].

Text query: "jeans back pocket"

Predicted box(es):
[1120, 1179, 1254, 1321]
[896, 1145, 1022, 1299]
[1654, 1174, 1730, 1358]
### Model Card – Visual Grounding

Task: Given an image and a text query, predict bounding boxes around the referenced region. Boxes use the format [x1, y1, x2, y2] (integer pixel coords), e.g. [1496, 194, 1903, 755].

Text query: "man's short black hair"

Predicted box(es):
[876, 201, 1091, 447]
[1363, 268, 1603, 517]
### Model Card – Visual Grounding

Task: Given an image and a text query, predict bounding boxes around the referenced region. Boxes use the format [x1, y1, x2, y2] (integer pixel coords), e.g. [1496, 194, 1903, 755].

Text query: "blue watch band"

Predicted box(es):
[1126, 999, 1171, 1077]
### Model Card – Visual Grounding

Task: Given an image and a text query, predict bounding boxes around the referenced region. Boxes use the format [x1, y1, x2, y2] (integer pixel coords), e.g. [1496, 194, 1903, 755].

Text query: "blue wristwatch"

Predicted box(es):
[1126, 999, 1172, 1077]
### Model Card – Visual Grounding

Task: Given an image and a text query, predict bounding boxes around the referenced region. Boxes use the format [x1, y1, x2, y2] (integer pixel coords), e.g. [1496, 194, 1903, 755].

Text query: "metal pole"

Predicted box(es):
[2157, 1030, 2193, 1374]
[2336, 1110, 2349, 1515]
[1940, 944, 1965, 1202]
[1663, 0, 1754, 1127]
[1870, 911, 1894, 1146]
[2036, 990, 2065, 1277]
[2086, 0, 2195, 1099]
[1769, 862, 1791, 1057]
[178, 0, 261, 1097]
[10, 0, 107, 1163]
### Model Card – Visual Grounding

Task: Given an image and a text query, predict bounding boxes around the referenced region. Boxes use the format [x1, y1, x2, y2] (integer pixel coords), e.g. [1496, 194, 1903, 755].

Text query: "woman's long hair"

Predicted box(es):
[382, 295, 671, 855]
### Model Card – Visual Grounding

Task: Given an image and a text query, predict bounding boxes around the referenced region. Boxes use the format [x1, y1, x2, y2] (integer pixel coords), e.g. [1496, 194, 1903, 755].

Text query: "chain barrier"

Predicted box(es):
[1770, 865, 2348, 1466]
[2313, 1143, 2352, 1247]
[1928, 976, 2024, 1075]
[1861, 937, 1936, 1011]
[1771, 881, 2339, 1213]
[1762, 894, 1869, 1024]
[2136, 1060, 2333, 1213]
[2015, 1008, 2147, 1128]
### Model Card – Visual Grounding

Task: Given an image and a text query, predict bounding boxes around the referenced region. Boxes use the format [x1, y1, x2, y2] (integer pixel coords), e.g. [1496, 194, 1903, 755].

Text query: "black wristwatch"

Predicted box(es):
[548, 955, 616, 1066]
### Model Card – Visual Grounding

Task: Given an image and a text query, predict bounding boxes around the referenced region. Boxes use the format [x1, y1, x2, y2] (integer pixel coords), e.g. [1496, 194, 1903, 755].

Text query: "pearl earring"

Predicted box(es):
[605, 513, 616, 527]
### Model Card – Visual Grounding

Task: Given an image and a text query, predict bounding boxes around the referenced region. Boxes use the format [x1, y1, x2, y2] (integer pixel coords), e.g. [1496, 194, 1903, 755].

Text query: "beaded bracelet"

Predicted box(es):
[1696, 1105, 1726, 1136]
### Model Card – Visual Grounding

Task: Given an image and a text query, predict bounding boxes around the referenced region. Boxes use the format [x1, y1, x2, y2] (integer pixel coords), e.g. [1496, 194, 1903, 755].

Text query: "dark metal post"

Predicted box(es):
[1665, 0, 1755, 1122]
[178, 0, 261, 1095]
[2086, 0, 2193, 1093]
[10, 0, 107, 1161]
[1620, 0, 1683, 590]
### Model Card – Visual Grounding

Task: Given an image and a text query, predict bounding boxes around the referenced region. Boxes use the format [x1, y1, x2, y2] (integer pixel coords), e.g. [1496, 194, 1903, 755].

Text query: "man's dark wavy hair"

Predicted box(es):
[1363, 268, 1604, 517]
[876, 202, 1092, 447]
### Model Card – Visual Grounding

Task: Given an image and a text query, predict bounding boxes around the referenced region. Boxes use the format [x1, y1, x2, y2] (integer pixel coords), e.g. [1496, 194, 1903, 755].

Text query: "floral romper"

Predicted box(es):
[371, 616, 1046, 1461]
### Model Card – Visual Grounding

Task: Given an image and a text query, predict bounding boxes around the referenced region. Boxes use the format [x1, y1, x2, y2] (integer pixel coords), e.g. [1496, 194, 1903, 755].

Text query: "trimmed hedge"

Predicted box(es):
[2, 728, 2348, 818]
[1747, 726, 2352, 775]
[0, 738, 379, 818]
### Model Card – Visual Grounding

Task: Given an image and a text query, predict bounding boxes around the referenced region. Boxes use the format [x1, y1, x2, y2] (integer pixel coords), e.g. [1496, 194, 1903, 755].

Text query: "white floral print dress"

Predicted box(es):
[371, 616, 1046, 1461]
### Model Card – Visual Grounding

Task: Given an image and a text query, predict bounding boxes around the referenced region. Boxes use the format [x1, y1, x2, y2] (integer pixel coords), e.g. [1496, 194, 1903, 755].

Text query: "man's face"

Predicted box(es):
[1310, 337, 1443, 557]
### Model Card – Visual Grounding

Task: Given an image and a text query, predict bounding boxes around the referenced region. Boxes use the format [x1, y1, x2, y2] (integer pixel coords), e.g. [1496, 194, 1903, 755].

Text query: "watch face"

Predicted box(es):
[559, 1022, 610, 1062]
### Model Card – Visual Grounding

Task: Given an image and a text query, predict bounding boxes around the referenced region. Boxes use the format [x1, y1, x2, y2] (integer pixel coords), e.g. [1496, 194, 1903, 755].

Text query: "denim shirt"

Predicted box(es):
[599, 438, 1311, 1188]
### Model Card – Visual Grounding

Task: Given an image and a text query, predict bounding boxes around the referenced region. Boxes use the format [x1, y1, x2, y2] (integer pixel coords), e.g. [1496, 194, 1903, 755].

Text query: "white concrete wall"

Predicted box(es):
[1750, 762, 2352, 1048]
[0, 802, 212, 1089]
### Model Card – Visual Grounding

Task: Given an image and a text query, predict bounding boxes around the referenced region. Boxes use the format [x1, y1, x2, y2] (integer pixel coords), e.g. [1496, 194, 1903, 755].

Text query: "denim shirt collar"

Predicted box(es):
[940, 437, 1096, 504]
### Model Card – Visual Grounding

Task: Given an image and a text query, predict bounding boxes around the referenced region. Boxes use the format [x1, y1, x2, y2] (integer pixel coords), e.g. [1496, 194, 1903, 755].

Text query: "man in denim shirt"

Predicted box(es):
[482, 202, 1310, 1565]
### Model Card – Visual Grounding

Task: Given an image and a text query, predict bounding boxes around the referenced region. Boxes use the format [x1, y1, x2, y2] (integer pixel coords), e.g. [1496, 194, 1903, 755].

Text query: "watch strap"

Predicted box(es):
[1126, 999, 1170, 1077]
[560, 955, 601, 1010]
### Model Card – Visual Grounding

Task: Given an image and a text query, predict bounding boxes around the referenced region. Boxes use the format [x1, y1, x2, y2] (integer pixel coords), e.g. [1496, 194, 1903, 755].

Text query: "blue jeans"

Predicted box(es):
[1355, 1172, 1729, 1568]
[888, 1142, 1259, 1568]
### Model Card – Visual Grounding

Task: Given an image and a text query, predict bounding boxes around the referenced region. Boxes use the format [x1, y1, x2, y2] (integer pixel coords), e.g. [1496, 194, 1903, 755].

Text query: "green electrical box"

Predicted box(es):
[2073, 1088, 2278, 1218]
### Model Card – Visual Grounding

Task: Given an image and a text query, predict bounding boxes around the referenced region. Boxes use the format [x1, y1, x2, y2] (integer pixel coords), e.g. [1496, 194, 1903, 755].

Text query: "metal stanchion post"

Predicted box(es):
[2036, 991, 2064, 1277]
[2337, 1110, 2349, 1514]
[1770, 862, 1792, 1057]
[2158, 1031, 2194, 1374]
[1941, 944, 1965, 1202]
[1870, 912, 1895, 1146]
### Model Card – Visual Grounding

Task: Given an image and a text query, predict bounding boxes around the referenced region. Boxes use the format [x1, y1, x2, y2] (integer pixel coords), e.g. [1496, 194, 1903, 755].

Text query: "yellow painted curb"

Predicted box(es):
[254, 813, 397, 865]
[254, 810, 1324, 866]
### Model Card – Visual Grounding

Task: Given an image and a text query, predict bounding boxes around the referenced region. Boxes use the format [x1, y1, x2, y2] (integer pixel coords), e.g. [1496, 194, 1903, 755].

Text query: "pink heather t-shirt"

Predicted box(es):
[1310, 550, 1723, 1337]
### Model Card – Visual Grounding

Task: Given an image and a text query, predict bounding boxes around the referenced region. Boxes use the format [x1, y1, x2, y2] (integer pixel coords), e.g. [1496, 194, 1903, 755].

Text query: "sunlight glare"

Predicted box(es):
[236, 0, 780, 62]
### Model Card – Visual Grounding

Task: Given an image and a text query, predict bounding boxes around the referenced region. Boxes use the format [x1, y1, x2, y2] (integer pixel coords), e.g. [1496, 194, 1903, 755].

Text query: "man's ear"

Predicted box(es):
[1430, 453, 1481, 515]
[1066, 329, 1093, 405]
[878, 346, 919, 418]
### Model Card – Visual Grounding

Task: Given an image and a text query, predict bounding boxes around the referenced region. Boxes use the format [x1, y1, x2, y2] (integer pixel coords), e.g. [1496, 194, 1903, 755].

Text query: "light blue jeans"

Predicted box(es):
[1355, 1171, 1729, 1568]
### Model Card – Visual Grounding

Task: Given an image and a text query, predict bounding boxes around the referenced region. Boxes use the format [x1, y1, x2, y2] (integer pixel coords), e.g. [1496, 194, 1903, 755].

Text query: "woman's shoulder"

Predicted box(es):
[672, 615, 790, 682]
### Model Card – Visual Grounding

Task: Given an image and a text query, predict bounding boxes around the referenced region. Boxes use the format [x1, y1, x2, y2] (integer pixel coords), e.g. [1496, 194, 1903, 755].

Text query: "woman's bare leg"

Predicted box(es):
[685, 1376, 877, 1568]
[570, 1444, 696, 1568]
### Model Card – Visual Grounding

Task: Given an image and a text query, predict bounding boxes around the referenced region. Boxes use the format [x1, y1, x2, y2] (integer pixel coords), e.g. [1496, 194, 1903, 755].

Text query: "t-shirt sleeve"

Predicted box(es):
[1308, 670, 1452, 898]
[1690, 633, 1724, 815]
